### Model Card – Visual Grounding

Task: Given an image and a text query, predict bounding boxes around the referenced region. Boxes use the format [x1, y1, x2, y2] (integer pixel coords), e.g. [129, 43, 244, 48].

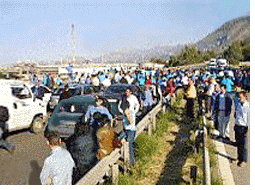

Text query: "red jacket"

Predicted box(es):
[166, 79, 175, 95]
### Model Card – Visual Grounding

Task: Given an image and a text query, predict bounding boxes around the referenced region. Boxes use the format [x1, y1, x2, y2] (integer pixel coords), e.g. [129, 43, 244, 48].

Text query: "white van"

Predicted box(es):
[208, 58, 217, 69]
[217, 58, 228, 68]
[0, 79, 47, 135]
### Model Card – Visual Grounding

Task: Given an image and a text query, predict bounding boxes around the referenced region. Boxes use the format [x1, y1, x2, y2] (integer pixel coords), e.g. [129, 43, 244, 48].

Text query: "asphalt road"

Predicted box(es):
[0, 131, 51, 185]
[212, 93, 250, 185]
[0, 119, 124, 185]
[225, 94, 250, 185]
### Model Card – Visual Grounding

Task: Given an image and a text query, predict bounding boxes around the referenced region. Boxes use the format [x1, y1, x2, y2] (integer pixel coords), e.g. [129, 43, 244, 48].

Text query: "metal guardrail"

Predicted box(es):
[76, 101, 162, 185]
[202, 115, 211, 185]
[193, 114, 211, 185]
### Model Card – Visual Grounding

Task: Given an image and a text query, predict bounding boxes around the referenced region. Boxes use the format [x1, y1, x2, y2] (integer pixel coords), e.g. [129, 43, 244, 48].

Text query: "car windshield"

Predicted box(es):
[59, 103, 85, 113]
[83, 86, 93, 94]
[53, 87, 63, 94]
[105, 85, 127, 94]
[11, 86, 32, 99]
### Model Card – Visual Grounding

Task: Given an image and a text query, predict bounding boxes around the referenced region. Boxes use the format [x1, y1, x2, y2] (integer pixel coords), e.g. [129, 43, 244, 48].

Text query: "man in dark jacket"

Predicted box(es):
[66, 122, 98, 184]
[59, 84, 72, 101]
[214, 85, 232, 141]
[0, 106, 15, 153]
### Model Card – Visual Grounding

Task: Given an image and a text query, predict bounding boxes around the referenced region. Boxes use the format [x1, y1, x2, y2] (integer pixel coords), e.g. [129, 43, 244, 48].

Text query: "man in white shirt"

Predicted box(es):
[125, 73, 133, 85]
[40, 132, 75, 185]
[118, 87, 139, 165]
[102, 75, 111, 87]
[206, 77, 218, 116]
[91, 74, 100, 92]
[114, 71, 121, 83]
[234, 91, 249, 167]
[91, 74, 100, 86]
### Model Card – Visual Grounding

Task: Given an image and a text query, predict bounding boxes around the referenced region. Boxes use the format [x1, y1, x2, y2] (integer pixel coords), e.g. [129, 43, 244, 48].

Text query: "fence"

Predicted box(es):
[76, 101, 162, 185]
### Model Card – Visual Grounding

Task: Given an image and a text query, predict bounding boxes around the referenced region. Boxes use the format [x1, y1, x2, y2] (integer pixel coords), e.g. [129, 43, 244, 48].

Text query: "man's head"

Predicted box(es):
[125, 87, 132, 97]
[47, 132, 62, 148]
[95, 96, 104, 106]
[214, 83, 219, 91]
[238, 91, 246, 103]
[220, 84, 226, 94]
[234, 84, 242, 92]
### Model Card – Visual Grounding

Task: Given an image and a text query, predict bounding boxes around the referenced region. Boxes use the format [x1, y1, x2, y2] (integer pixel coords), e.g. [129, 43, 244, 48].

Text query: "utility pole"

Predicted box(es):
[71, 23, 76, 64]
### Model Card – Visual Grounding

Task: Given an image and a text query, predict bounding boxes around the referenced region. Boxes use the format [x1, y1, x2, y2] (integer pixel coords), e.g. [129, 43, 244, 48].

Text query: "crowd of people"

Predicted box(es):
[2, 63, 249, 184]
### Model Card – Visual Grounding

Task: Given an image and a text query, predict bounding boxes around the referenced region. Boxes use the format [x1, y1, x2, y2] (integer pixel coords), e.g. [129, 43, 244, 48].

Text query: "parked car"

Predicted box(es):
[102, 83, 144, 102]
[48, 84, 94, 111]
[98, 83, 145, 122]
[217, 58, 228, 68]
[0, 79, 47, 135]
[44, 94, 120, 139]
[207, 58, 217, 69]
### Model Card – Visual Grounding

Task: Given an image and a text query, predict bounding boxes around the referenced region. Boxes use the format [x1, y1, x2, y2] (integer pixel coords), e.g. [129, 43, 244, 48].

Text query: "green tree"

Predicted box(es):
[150, 57, 163, 63]
[241, 40, 250, 61]
[178, 45, 204, 64]
[223, 41, 243, 65]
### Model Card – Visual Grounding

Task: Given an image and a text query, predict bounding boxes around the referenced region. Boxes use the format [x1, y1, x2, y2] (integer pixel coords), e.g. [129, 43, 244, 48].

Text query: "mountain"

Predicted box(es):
[195, 15, 250, 53]
[94, 15, 250, 63]
[90, 44, 184, 63]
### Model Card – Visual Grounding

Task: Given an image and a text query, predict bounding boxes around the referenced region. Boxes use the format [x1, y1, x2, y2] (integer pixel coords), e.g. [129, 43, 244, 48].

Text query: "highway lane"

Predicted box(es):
[225, 93, 250, 185]
[0, 131, 51, 185]
[212, 93, 250, 185]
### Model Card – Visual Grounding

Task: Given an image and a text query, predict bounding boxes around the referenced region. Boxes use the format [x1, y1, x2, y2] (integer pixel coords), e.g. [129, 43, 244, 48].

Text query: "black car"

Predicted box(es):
[101, 83, 144, 102]
[98, 83, 145, 122]
[48, 84, 94, 111]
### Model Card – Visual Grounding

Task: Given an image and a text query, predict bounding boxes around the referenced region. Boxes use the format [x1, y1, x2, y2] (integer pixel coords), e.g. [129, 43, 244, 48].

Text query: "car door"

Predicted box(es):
[42, 86, 52, 104]
[11, 85, 34, 130]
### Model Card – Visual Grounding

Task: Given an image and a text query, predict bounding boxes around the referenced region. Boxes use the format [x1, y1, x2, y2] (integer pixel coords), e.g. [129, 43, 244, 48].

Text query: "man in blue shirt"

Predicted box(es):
[84, 96, 113, 137]
[66, 63, 73, 84]
[221, 75, 234, 96]
[97, 71, 106, 83]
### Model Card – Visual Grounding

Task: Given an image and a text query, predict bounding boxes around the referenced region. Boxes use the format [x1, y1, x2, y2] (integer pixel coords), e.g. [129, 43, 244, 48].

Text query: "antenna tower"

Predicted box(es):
[71, 23, 76, 63]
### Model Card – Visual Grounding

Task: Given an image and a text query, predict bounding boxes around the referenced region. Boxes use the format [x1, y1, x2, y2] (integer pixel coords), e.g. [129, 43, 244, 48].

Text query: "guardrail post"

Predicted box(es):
[162, 104, 166, 114]
[202, 115, 211, 185]
[148, 114, 152, 136]
[123, 140, 129, 174]
[152, 113, 156, 130]
[111, 163, 119, 185]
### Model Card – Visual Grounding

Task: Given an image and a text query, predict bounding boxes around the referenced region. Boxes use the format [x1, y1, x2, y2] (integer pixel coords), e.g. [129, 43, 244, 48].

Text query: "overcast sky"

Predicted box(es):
[0, 0, 250, 65]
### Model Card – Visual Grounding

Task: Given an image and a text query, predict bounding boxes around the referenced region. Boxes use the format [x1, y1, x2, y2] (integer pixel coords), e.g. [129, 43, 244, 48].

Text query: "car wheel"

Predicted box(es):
[30, 116, 44, 134]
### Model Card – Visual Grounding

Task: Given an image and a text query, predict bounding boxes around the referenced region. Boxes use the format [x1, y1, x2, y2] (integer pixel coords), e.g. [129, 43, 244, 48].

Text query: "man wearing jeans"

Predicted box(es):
[214, 85, 232, 141]
[234, 91, 249, 167]
[118, 87, 140, 165]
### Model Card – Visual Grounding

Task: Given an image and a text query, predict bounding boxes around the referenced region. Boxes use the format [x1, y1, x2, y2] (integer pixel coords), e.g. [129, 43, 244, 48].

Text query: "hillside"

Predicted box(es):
[95, 15, 250, 63]
[195, 16, 250, 53]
